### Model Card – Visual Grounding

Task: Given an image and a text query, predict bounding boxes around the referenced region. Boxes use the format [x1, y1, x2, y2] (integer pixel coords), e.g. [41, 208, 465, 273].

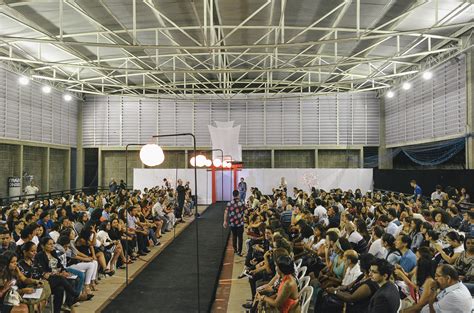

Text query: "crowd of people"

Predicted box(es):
[225, 180, 474, 313]
[0, 178, 194, 313]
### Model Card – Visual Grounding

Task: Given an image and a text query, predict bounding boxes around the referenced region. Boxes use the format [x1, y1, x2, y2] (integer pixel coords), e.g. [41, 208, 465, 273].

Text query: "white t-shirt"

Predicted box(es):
[49, 231, 60, 243]
[453, 245, 464, 254]
[368, 238, 387, 259]
[348, 231, 363, 244]
[385, 222, 399, 236]
[313, 206, 329, 226]
[342, 263, 362, 286]
[24, 185, 39, 195]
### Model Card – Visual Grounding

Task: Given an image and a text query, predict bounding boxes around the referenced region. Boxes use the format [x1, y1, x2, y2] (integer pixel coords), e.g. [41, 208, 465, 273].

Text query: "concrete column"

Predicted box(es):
[44, 148, 50, 192]
[359, 148, 364, 168]
[314, 149, 318, 168]
[378, 98, 393, 169]
[466, 47, 474, 169]
[76, 101, 84, 188]
[98, 147, 103, 188]
[18, 145, 24, 191]
[185, 150, 189, 169]
[271, 149, 275, 168]
[65, 149, 71, 190]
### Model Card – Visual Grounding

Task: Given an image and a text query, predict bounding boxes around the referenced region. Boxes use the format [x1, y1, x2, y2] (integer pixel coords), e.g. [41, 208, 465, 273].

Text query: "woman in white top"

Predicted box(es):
[97, 221, 123, 271]
[434, 231, 464, 264]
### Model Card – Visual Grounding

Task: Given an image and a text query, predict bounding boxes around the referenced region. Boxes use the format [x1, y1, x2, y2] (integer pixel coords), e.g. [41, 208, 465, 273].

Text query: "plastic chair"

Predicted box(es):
[397, 298, 402, 313]
[294, 258, 303, 272]
[296, 266, 307, 282]
[299, 286, 313, 313]
[298, 276, 311, 291]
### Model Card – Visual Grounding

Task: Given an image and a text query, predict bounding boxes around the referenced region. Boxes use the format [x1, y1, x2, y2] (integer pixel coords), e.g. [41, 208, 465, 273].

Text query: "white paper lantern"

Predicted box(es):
[205, 159, 212, 167]
[140, 144, 165, 166]
[213, 158, 222, 167]
[190, 156, 196, 167]
[195, 154, 207, 167]
[223, 160, 231, 168]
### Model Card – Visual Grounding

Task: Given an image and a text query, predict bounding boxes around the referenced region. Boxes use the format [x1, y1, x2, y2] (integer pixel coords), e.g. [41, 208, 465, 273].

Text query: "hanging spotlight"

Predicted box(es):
[402, 82, 411, 90]
[42, 86, 51, 94]
[139, 144, 165, 166]
[213, 158, 222, 167]
[18, 76, 30, 85]
[386, 90, 395, 98]
[422, 71, 433, 80]
[63, 94, 72, 101]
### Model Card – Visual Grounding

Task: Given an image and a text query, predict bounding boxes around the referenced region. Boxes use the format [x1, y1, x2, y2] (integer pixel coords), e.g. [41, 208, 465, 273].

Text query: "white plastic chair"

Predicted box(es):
[298, 276, 310, 291]
[396, 298, 402, 313]
[294, 258, 303, 272]
[299, 285, 313, 313]
[296, 266, 307, 282]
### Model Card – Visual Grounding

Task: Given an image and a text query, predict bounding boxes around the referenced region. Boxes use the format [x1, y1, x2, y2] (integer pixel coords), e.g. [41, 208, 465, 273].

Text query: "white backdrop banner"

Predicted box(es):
[237, 169, 373, 195]
[133, 168, 373, 203]
[133, 169, 213, 204]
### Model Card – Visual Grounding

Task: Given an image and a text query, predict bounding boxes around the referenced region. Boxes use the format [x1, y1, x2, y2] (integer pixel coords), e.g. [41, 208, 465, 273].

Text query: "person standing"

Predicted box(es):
[176, 179, 186, 223]
[410, 179, 422, 200]
[24, 181, 39, 199]
[223, 190, 245, 256]
[108, 178, 118, 193]
[238, 177, 247, 203]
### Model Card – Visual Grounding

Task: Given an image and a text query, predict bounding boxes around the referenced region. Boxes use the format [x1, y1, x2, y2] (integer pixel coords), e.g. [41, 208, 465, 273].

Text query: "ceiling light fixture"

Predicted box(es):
[402, 82, 411, 90]
[18, 76, 30, 85]
[63, 94, 72, 101]
[422, 71, 433, 80]
[42, 86, 51, 94]
[386, 90, 395, 98]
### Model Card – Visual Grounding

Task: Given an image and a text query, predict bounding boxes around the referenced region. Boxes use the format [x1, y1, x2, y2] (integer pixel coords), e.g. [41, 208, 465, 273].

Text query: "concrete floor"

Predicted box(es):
[212, 234, 251, 313]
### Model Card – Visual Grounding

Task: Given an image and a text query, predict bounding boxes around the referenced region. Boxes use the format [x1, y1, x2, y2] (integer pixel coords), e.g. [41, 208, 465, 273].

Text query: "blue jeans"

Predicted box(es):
[66, 268, 85, 294]
[239, 192, 246, 202]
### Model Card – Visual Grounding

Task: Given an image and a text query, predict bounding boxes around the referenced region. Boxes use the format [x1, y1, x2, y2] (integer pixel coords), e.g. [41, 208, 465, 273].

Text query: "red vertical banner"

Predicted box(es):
[233, 166, 238, 191]
[211, 167, 217, 204]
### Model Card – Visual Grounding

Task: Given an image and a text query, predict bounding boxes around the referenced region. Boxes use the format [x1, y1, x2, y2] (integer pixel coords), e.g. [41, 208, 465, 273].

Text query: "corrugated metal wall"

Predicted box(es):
[83, 92, 380, 147]
[0, 66, 78, 147]
[385, 56, 466, 147]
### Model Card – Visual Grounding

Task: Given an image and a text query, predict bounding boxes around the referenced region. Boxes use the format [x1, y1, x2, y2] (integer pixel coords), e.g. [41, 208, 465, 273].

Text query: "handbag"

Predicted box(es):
[4, 287, 21, 306]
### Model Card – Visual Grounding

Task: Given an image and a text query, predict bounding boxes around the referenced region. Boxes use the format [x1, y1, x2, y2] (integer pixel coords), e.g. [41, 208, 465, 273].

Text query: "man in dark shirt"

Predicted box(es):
[176, 179, 186, 223]
[0, 227, 16, 253]
[327, 205, 341, 228]
[368, 258, 401, 313]
[447, 207, 462, 229]
[223, 190, 246, 256]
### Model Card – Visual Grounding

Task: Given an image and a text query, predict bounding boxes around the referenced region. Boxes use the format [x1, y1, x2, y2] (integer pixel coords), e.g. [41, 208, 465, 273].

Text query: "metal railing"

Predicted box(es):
[0, 186, 129, 206]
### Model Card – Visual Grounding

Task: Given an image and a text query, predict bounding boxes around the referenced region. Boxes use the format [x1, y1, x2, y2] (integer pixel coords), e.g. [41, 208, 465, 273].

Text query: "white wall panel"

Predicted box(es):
[0, 66, 78, 146]
[385, 57, 466, 147]
[83, 92, 380, 147]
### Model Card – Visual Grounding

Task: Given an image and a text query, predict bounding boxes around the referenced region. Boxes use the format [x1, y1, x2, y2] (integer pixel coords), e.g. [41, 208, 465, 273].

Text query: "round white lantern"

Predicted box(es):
[205, 159, 212, 167]
[213, 158, 222, 167]
[139, 144, 165, 166]
[195, 154, 207, 167]
[190, 156, 196, 167]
